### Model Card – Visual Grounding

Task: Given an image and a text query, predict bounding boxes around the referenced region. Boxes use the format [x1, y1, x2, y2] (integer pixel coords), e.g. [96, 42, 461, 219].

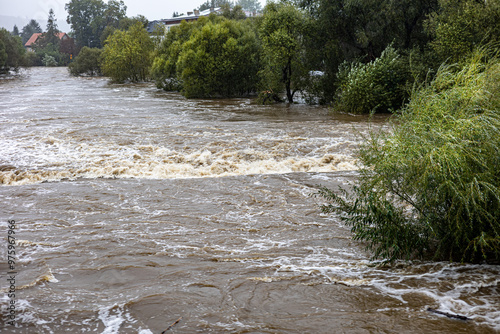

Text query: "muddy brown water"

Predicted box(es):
[0, 67, 498, 333]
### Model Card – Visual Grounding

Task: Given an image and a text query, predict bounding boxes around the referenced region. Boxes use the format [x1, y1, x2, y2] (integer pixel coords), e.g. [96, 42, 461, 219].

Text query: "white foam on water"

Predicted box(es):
[0, 131, 359, 185]
[261, 250, 500, 330]
[99, 305, 125, 334]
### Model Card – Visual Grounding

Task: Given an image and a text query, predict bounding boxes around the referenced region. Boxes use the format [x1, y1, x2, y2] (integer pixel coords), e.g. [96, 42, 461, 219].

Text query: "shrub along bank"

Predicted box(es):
[317, 50, 500, 263]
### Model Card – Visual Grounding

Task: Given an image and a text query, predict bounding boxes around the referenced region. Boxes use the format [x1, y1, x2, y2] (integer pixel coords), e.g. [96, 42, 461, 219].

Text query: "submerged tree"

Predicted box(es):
[176, 18, 261, 97]
[259, 2, 308, 103]
[101, 22, 154, 82]
[68, 46, 103, 76]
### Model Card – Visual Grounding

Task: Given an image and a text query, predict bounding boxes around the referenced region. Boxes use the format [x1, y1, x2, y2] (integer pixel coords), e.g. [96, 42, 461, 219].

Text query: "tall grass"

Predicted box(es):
[317, 49, 500, 263]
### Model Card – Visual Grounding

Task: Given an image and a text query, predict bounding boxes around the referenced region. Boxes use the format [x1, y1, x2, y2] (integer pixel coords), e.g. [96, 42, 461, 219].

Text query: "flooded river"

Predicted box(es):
[0, 67, 498, 333]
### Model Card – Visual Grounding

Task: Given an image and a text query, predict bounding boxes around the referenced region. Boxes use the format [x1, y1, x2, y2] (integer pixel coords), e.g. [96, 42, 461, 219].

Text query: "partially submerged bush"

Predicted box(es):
[68, 47, 103, 76]
[317, 50, 500, 263]
[101, 22, 154, 83]
[42, 54, 57, 67]
[336, 45, 410, 113]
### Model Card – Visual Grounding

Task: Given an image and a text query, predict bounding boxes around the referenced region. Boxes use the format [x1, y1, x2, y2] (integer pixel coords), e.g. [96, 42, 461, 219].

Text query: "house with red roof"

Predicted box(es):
[25, 32, 70, 52]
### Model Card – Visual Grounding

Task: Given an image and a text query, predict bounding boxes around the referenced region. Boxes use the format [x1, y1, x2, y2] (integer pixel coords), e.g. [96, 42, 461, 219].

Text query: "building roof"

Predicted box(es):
[25, 32, 68, 47]
[147, 7, 222, 32]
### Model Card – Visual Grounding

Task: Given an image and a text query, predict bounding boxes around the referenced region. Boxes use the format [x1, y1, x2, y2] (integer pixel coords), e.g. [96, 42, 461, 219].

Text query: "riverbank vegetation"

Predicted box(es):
[317, 50, 500, 263]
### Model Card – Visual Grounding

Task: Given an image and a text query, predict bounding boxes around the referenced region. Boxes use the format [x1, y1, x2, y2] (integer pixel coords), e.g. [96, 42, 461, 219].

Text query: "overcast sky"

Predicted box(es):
[0, 0, 267, 31]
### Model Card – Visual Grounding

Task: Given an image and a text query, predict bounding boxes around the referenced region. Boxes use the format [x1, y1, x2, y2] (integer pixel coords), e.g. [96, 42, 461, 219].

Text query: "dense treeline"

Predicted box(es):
[144, 0, 500, 107]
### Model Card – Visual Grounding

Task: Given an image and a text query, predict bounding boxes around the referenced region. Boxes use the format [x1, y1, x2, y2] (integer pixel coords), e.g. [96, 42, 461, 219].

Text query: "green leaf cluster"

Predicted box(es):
[336, 45, 411, 113]
[152, 15, 261, 98]
[427, 0, 500, 63]
[0, 28, 25, 73]
[101, 22, 154, 82]
[42, 54, 58, 67]
[68, 47, 103, 76]
[317, 49, 500, 263]
[65, 0, 127, 48]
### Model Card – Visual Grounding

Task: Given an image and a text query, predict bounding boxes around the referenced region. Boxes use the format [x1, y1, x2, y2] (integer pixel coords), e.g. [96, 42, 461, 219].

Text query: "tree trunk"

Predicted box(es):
[285, 59, 293, 103]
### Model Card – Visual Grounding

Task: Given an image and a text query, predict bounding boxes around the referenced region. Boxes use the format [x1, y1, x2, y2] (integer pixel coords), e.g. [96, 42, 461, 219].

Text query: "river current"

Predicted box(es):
[0, 67, 498, 333]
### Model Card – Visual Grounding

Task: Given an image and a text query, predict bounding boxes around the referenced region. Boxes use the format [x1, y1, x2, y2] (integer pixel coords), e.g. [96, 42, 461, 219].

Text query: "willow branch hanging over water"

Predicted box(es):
[316, 48, 500, 263]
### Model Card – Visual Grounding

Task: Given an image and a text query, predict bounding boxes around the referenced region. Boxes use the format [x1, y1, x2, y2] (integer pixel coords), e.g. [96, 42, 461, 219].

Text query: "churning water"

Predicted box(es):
[0, 67, 498, 333]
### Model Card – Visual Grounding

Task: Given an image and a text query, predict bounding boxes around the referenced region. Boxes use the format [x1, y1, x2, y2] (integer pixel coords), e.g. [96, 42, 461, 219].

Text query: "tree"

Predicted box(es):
[198, 0, 231, 11]
[176, 18, 261, 97]
[20, 19, 42, 45]
[426, 0, 500, 63]
[12, 25, 19, 37]
[151, 18, 204, 91]
[336, 45, 410, 113]
[68, 46, 103, 76]
[66, 0, 106, 48]
[220, 4, 247, 20]
[100, 15, 146, 47]
[237, 0, 262, 13]
[294, 0, 438, 103]
[103, 0, 127, 27]
[101, 22, 154, 82]
[260, 2, 308, 103]
[0, 28, 25, 73]
[40, 9, 61, 47]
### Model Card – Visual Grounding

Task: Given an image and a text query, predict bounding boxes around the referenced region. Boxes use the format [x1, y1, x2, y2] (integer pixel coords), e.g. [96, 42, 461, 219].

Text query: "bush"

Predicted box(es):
[336, 45, 410, 113]
[68, 47, 103, 76]
[151, 17, 210, 92]
[317, 49, 500, 263]
[42, 54, 57, 66]
[101, 22, 154, 82]
[176, 18, 261, 98]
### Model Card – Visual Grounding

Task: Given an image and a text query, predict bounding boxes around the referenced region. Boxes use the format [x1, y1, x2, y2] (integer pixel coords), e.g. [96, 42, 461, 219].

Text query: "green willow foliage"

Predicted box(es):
[317, 50, 500, 263]
[336, 45, 410, 113]
[259, 2, 308, 103]
[427, 0, 500, 63]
